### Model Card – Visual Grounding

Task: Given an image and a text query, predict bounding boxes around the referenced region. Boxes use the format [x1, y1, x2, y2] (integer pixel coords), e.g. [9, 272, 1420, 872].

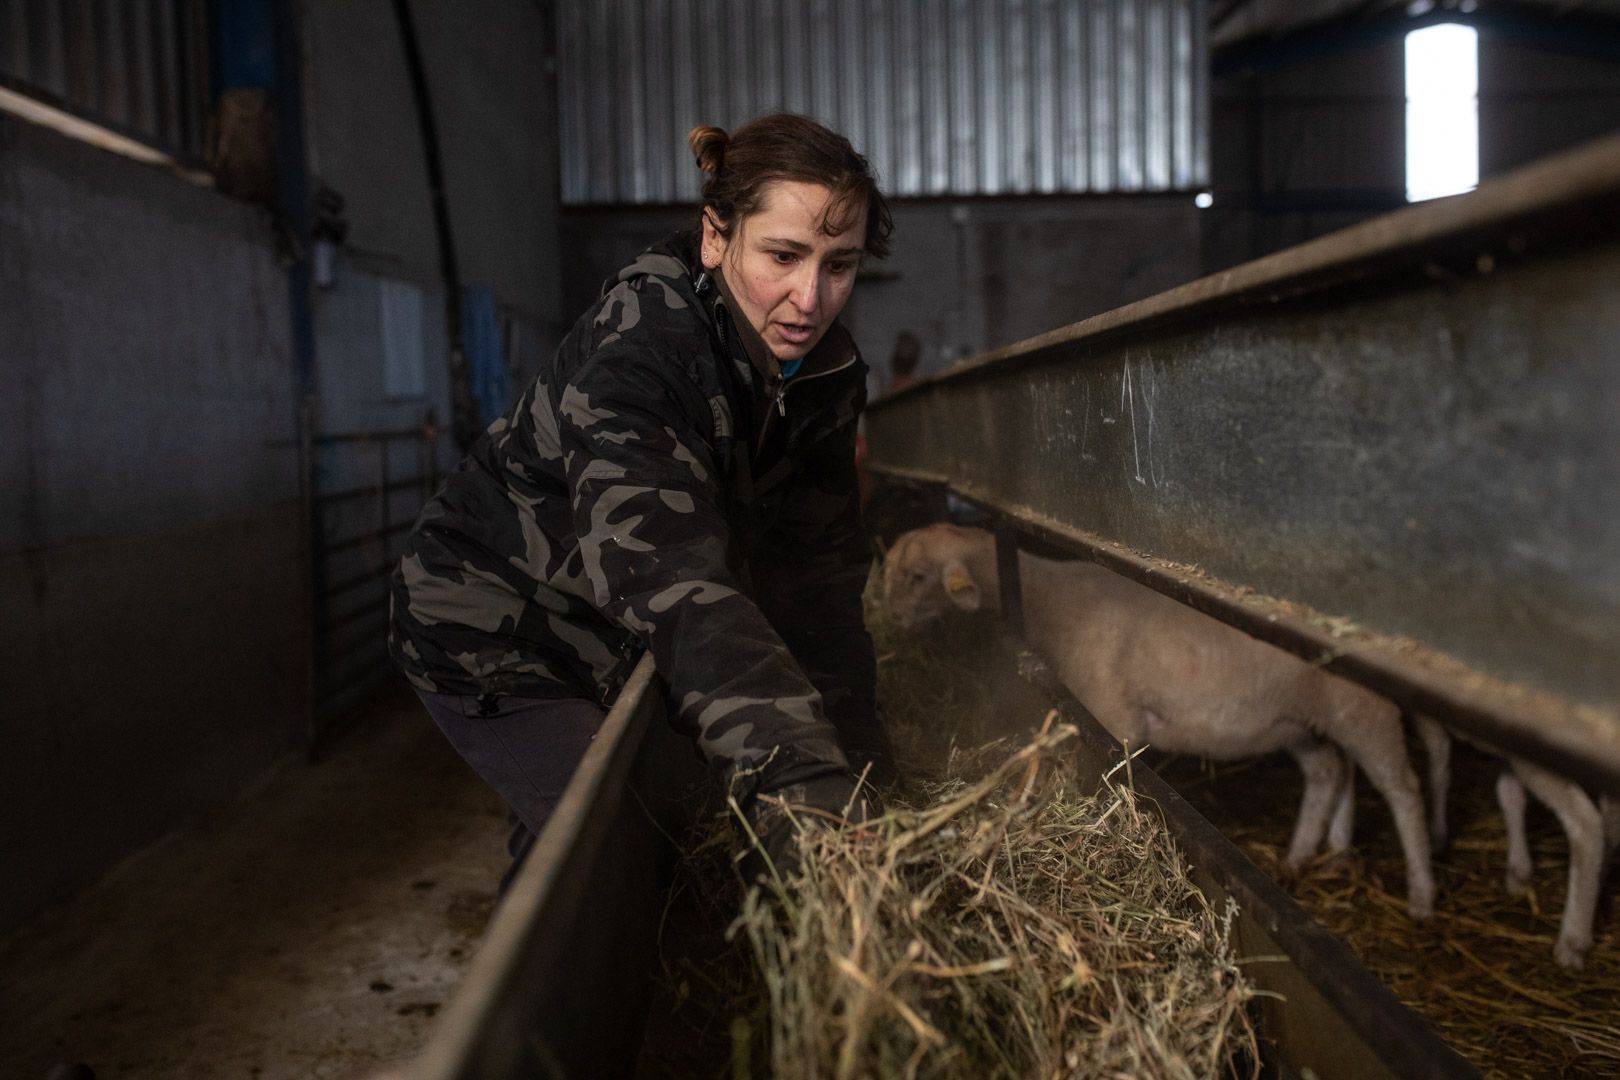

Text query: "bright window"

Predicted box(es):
[1405, 23, 1480, 202]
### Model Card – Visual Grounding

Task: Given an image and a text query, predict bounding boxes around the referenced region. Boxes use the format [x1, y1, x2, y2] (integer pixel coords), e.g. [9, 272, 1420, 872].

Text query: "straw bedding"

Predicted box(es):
[1157, 746, 1620, 1079]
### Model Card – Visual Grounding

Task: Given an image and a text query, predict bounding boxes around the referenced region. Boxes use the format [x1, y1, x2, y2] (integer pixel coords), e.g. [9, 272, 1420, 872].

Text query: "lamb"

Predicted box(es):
[1425, 728, 1619, 968]
[883, 523, 1437, 919]
[1499, 761, 1620, 967]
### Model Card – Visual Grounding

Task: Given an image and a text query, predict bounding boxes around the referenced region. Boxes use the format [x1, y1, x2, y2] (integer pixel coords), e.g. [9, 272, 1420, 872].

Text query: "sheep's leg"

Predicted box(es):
[1327, 759, 1355, 853]
[1510, 760, 1605, 969]
[1283, 739, 1345, 870]
[1602, 796, 1620, 867]
[1414, 715, 1452, 856]
[1335, 715, 1436, 920]
[1497, 769, 1533, 896]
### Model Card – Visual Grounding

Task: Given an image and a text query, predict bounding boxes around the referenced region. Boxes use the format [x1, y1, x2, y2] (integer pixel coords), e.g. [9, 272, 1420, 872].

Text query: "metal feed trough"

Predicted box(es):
[407, 135, 1620, 1079]
[867, 134, 1620, 795]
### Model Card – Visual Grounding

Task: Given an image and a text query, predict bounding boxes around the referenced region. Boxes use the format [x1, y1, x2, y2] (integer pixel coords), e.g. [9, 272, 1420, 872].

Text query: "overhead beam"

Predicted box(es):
[1213, 1, 1620, 74]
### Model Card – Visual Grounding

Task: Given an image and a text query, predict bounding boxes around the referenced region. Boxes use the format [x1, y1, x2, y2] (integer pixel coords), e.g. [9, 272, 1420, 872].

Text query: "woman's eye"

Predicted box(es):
[770, 251, 795, 265]
[827, 260, 854, 275]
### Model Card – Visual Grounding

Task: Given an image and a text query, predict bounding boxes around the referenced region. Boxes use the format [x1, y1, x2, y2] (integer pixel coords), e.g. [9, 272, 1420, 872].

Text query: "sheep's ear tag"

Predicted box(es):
[944, 569, 974, 595]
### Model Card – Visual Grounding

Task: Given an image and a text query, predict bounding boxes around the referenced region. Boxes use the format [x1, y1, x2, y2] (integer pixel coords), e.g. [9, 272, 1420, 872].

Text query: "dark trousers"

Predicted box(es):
[415, 689, 607, 888]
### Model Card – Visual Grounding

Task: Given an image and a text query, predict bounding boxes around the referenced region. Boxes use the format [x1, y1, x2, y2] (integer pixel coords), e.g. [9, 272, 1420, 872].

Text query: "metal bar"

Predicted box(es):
[324, 564, 391, 603]
[264, 428, 433, 451]
[316, 639, 390, 690]
[322, 519, 411, 558]
[1004, 632, 1478, 1080]
[866, 135, 1620, 795]
[315, 428, 432, 445]
[323, 607, 389, 654]
[423, 408, 440, 497]
[413, 654, 701, 1080]
[378, 438, 391, 584]
[994, 521, 1025, 640]
[324, 594, 386, 637]
[313, 477, 427, 508]
[936, 479, 1620, 797]
[151, 0, 180, 151]
[299, 395, 320, 756]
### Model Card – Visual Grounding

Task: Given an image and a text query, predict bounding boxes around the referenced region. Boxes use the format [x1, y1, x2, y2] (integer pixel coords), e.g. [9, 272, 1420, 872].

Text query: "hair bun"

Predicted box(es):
[688, 125, 728, 175]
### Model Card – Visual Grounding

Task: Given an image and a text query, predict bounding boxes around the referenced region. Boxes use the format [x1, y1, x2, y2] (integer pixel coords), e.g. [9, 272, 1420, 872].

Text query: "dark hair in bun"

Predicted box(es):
[688, 125, 728, 177]
[688, 113, 892, 259]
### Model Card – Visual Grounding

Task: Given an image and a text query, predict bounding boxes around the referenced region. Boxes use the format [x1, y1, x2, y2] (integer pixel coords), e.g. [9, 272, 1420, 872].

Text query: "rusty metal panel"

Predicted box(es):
[867, 135, 1620, 790]
[556, 0, 1209, 205]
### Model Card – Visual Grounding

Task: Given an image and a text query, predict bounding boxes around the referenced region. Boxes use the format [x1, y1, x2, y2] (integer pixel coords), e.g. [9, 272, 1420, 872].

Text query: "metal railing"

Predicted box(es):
[302, 409, 441, 746]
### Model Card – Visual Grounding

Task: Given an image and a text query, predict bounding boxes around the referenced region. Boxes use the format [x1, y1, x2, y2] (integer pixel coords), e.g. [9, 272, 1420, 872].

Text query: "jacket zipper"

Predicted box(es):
[758, 351, 858, 453]
[774, 350, 859, 411]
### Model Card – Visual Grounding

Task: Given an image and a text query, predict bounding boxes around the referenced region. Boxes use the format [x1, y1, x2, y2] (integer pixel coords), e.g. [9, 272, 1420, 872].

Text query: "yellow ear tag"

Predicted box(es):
[944, 569, 974, 595]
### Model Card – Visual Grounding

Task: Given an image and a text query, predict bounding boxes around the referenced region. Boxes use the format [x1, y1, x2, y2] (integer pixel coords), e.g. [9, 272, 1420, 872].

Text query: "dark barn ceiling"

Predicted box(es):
[1212, 0, 1620, 51]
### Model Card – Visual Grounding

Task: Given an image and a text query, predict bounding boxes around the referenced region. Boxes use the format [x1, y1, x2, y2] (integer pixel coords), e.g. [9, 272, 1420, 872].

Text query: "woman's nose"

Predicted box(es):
[790, 266, 820, 314]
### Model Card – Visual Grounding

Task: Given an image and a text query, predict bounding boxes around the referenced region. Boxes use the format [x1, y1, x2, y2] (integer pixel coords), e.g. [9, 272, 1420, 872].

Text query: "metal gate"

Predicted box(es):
[301, 405, 440, 746]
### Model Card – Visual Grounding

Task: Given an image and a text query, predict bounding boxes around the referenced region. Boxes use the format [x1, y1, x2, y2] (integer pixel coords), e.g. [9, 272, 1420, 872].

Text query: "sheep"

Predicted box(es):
[882, 523, 1437, 919]
[1423, 725, 1619, 969]
[1499, 762, 1620, 968]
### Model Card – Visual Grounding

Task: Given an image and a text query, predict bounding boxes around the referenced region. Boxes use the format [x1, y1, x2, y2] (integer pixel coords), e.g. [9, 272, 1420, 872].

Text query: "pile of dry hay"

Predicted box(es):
[728, 713, 1259, 1079]
[640, 588, 1260, 1078]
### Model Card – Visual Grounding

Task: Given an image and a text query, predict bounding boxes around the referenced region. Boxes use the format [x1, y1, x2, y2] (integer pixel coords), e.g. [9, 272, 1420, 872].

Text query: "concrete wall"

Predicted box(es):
[0, 114, 304, 933]
[1205, 21, 1620, 273]
[560, 196, 1203, 386]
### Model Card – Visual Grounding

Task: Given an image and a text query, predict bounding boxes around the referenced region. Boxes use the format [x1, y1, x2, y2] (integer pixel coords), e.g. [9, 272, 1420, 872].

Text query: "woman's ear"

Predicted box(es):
[699, 209, 727, 269]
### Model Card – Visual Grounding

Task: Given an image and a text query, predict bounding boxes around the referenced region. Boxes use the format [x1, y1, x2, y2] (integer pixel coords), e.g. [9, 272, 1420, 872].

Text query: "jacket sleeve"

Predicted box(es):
[557, 341, 851, 801]
[751, 386, 893, 784]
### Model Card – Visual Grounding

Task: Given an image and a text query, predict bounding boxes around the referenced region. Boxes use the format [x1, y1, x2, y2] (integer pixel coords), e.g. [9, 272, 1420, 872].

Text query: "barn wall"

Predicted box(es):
[0, 112, 304, 933]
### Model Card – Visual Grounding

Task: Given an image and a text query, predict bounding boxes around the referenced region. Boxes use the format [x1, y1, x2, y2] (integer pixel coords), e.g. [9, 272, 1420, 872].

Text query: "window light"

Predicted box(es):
[1405, 23, 1479, 202]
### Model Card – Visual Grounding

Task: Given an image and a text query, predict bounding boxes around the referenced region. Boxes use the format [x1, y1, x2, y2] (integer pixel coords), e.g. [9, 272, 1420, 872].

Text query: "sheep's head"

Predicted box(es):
[881, 524, 988, 630]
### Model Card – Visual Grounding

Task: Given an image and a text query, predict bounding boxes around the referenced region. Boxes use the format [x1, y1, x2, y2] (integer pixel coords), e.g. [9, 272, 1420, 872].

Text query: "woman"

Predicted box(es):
[388, 114, 895, 878]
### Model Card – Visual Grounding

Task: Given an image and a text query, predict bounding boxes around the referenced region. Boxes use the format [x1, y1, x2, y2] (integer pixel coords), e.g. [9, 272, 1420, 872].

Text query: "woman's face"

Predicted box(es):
[701, 180, 867, 363]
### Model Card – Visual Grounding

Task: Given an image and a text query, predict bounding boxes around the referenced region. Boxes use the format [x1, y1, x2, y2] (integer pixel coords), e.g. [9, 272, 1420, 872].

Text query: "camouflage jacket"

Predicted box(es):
[388, 232, 887, 798]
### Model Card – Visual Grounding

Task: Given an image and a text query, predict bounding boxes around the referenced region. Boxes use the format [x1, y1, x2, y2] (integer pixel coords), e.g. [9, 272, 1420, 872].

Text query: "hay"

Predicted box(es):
[729, 719, 1258, 1079]
[640, 587, 1259, 1078]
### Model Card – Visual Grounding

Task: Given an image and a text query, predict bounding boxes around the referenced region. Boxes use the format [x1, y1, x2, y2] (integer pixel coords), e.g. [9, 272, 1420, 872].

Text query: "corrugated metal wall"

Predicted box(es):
[0, 0, 210, 159]
[558, 0, 1208, 205]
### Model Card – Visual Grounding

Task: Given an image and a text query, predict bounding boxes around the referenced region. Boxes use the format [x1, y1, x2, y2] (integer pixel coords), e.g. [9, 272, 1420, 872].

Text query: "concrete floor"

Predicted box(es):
[0, 684, 510, 1080]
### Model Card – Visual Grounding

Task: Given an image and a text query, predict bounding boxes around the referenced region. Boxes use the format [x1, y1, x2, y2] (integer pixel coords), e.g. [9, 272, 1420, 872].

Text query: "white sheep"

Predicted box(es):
[1424, 728, 1619, 968]
[883, 523, 1437, 919]
[1500, 761, 1620, 968]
